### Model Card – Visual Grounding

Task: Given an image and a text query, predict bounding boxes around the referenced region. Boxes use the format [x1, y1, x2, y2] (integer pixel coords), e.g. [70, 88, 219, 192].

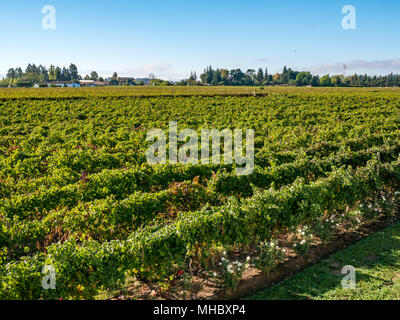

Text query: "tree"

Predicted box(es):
[263, 68, 269, 85]
[25, 64, 37, 74]
[220, 69, 230, 85]
[108, 72, 119, 85]
[320, 74, 332, 86]
[62, 67, 71, 81]
[229, 69, 244, 85]
[273, 73, 282, 85]
[246, 69, 256, 81]
[331, 75, 343, 87]
[256, 68, 264, 85]
[349, 74, 360, 86]
[188, 71, 197, 86]
[69, 64, 79, 80]
[211, 69, 221, 85]
[310, 75, 319, 87]
[90, 71, 99, 81]
[6, 68, 15, 83]
[38, 65, 49, 81]
[282, 66, 290, 84]
[48, 65, 55, 81]
[295, 72, 312, 86]
[54, 67, 62, 81]
[200, 66, 213, 84]
[15, 67, 23, 79]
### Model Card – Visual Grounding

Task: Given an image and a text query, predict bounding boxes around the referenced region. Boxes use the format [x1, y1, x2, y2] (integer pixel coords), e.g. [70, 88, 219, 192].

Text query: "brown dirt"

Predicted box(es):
[110, 214, 398, 301]
[208, 216, 397, 300]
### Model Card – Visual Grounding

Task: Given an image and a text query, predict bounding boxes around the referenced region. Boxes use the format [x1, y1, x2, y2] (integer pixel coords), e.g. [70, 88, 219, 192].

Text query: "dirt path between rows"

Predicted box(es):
[208, 217, 398, 300]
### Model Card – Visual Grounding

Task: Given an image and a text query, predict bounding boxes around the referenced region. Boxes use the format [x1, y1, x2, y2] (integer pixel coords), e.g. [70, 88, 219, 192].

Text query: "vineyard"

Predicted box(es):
[1, 87, 400, 299]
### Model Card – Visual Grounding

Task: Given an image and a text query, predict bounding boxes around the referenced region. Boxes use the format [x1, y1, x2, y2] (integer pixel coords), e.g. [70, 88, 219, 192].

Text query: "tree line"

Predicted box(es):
[3, 63, 400, 88]
[2, 64, 82, 87]
[182, 66, 400, 87]
[1, 64, 149, 87]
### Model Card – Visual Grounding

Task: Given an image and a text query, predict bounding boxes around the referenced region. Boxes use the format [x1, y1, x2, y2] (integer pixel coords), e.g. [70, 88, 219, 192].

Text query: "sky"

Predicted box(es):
[0, 0, 400, 80]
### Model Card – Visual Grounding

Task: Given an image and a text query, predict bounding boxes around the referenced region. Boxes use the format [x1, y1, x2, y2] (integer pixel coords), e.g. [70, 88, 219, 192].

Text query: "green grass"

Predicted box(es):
[249, 222, 400, 300]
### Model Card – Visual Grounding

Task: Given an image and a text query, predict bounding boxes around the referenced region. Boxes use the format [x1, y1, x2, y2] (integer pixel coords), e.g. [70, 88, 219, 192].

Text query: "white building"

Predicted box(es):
[41, 81, 81, 88]
[79, 80, 106, 87]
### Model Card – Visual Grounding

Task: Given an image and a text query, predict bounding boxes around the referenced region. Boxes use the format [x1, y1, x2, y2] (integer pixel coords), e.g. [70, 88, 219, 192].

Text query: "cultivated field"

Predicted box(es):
[1, 87, 400, 299]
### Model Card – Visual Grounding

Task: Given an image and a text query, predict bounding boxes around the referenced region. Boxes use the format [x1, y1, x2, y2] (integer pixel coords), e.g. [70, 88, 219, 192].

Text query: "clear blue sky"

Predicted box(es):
[1, 0, 399, 80]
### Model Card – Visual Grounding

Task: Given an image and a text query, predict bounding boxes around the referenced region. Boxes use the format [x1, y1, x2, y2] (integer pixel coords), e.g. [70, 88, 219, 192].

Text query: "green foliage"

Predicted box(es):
[254, 241, 285, 274]
[249, 222, 400, 300]
[215, 252, 250, 290]
[1, 87, 400, 299]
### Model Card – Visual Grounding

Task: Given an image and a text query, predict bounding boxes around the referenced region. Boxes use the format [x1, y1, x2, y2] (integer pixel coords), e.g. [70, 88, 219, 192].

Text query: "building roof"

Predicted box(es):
[79, 80, 95, 84]
[49, 81, 79, 84]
